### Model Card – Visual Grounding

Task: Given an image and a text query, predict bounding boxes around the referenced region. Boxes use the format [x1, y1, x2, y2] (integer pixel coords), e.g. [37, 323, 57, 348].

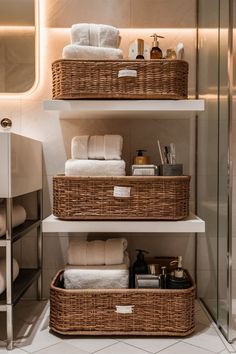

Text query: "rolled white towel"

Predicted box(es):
[67, 238, 128, 266]
[65, 159, 126, 176]
[104, 135, 123, 160]
[71, 135, 89, 159]
[0, 204, 27, 237]
[105, 238, 128, 265]
[71, 23, 120, 48]
[0, 258, 19, 294]
[88, 135, 104, 160]
[62, 44, 123, 60]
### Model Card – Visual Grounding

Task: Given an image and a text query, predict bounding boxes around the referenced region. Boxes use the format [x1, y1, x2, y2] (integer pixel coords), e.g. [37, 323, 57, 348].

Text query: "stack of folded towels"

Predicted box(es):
[64, 238, 129, 289]
[63, 23, 123, 60]
[65, 134, 126, 176]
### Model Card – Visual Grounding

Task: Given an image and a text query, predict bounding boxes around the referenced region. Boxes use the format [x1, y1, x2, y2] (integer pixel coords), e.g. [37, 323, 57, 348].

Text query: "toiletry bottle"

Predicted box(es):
[174, 256, 184, 279]
[136, 38, 145, 59]
[150, 34, 164, 59]
[132, 249, 149, 287]
[160, 266, 167, 289]
[134, 150, 150, 165]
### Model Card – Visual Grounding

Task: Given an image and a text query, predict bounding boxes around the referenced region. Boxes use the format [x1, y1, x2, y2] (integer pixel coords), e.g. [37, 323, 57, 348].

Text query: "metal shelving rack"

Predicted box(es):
[0, 132, 43, 350]
[0, 191, 42, 350]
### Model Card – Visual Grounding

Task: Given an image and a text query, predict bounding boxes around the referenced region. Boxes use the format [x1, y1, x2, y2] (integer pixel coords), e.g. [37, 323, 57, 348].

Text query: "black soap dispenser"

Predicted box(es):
[131, 249, 149, 287]
[150, 34, 164, 59]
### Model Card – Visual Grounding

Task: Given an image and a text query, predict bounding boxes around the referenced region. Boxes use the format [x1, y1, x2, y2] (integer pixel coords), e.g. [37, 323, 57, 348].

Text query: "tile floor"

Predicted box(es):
[0, 300, 236, 354]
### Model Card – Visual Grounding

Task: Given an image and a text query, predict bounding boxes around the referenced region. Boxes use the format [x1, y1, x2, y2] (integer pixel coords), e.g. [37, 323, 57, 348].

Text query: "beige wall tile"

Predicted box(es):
[197, 269, 217, 302]
[43, 235, 69, 269]
[45, 0, 131, 28]
[0, 100, 21, 133]
[131, 0, 196, 28]
[21, 233, 38, 268]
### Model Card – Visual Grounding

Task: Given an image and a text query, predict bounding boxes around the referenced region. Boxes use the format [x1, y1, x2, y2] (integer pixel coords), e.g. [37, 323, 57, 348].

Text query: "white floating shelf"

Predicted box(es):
[43, 99, 205, 118]
[42, 213, 205, 234]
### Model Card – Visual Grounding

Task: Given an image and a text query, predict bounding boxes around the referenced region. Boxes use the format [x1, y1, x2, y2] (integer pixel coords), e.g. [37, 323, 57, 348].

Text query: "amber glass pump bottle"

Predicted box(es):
[150, 34, 164, 59]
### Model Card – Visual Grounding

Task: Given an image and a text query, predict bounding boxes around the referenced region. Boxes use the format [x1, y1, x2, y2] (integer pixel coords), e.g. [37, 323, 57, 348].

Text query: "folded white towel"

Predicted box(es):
[105, 238, 128, 265]
[67, 238, 128, 266]
[104, 135, 123, 160]
[71, 135, 123, 160]
[0, 258, 19, 294]
[62, 44, 123, 60]
[71, 135, 89, 160]
[65, 159, 126, 176]
[88, 135, 104, 159]
[0, 204, 27, 237]
[64, 267, 129, 289]
[71, 23, 120, 48]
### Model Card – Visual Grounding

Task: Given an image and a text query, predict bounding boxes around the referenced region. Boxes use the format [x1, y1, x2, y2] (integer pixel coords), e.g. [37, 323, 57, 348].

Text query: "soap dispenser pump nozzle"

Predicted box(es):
[170, 256, 184, 279]
[136, 249, 149, 261]
[150, 34, 164, 48]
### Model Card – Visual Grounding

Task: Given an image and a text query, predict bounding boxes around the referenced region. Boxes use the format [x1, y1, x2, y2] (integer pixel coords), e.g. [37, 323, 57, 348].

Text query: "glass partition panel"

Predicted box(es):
[197, 0, 219, 321]
[218, 0, 230, 338]
[197, 0, 231, 340]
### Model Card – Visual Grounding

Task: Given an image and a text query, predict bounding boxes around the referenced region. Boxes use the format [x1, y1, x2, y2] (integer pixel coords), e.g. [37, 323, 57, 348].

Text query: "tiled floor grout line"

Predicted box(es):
[71, 340, 119, 354]
[180, 338, 221, 354]
[154, 340, 182, 353]
[18, 341, 64, 354]
[91, 340, 150, 354]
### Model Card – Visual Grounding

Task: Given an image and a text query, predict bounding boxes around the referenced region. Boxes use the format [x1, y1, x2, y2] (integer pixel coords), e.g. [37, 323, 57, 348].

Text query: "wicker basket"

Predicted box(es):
[50, 270, 195, 336]
[52, 59, 188, 100]
[53, 175, 190, 220]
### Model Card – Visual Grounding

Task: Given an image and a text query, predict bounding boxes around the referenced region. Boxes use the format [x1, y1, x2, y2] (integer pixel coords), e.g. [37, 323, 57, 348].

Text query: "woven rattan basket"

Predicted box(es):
[52, 59, 188, 100]
[53, 175, 190, 220]
[50, 270, 195, 336]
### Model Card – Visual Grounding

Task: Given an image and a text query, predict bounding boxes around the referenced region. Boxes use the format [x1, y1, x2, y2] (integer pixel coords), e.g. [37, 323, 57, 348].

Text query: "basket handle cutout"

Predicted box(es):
[113, 186, 131, 198]
[118, 69, 137, 78]
[115, 305, 134, 314]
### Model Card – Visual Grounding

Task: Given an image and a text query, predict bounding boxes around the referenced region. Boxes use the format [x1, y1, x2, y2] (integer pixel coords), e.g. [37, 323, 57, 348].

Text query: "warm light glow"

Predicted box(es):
[48, 27, 197, 33]
[199, 94, 228, 100]
[0, 25, 35, 32]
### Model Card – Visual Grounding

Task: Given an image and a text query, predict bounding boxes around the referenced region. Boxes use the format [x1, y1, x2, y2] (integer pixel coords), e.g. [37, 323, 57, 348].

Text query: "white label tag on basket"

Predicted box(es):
[113, 186, 131, 198]
[118, 69, 137, 78]
[115, 305, 134, 314]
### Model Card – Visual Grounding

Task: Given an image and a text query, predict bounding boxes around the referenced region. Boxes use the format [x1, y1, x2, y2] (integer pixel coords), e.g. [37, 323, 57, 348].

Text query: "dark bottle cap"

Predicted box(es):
[136, 149, 147, 156]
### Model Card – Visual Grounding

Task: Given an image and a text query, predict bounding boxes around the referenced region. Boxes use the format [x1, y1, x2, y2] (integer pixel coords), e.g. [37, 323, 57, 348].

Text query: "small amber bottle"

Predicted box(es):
[150, 34, 164, 59]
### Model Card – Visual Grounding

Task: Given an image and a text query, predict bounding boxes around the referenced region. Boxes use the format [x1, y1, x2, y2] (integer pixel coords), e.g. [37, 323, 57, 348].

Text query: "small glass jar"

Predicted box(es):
[166, 48, 177, 60]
